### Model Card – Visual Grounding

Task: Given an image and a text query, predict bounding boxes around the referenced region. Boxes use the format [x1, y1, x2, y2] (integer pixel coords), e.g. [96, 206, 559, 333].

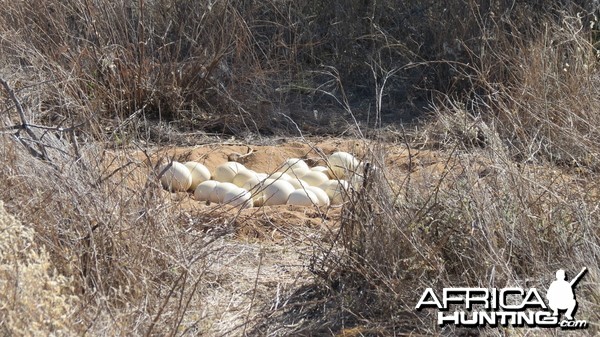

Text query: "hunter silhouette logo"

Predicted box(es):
[546, 268, 587, 321]
[415, 268, 588, 329]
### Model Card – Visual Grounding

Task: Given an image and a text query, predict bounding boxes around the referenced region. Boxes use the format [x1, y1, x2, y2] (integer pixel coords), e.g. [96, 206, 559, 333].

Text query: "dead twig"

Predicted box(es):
[228, 145, 256, 163]
[0, 77, 49, 161]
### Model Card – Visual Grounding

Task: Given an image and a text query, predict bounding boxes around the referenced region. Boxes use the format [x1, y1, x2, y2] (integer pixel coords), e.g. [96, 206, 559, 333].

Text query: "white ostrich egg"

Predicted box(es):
[287, 189, 319, 206]
[306, 186, 330, 207]
[301, 171, 330, 187]
[287, 178, 310, 190]
[213, 182, 241, 203]
[232, 170, 260, 188]
[268, 171, 292, 182]
[279, 158, 310, 178]
[184, 161, 212, 190]
[159, 161, 192, 192]
[327, 152, 360, 179]
[320, 179, 350, 205]
[262, 179, 295, 206]
[223, 188, 253, 208]
[311, 166, 333, 178]
[194, 180, 219, 202]
[242, 176, 261, 191]
[214, 162, 247, 183]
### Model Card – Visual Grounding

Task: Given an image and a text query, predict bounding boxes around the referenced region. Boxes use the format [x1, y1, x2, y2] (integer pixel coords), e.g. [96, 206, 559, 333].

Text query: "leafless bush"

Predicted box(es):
[0, 0, 272, 137]
[0, 1, 599, 336]
[425, 10, 600, 166]
[0, 72, 245, 334]
[293, 138, 600, 335]
[0, 133, 224, 334]
[274, 7, 600, 336]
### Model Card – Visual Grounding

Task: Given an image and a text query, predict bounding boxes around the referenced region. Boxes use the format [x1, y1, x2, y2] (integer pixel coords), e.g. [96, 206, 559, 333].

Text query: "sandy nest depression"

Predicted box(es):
[101, 137, 530, 335]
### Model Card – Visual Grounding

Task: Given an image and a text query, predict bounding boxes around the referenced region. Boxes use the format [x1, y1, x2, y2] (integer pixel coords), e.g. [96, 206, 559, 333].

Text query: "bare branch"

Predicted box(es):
[0, 77, 49, 161]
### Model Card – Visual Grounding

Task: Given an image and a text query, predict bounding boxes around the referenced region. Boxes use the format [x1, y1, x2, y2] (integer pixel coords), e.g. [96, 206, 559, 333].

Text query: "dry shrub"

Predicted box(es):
[3, 0, 595, 137]
[292, 140, 600, 335]
[0, 127, 235, 335]
[272, 8, 600, 336]
[267, 0, 598, 125]
[0, 201, 78, 336]
[0, 0, 271, 136]
[491, 13, 600, 168]
[427, 10, 600, 168]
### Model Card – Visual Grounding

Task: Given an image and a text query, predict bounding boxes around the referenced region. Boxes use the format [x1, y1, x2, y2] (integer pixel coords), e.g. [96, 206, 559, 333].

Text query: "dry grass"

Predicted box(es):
[427, 10, 600, 169]
[0, 0, 273, 137]
[272, 8, 600, 337]
[0, 0, 599, 336]
[0, 201, 78, 336]
[0, 132, 219, 335]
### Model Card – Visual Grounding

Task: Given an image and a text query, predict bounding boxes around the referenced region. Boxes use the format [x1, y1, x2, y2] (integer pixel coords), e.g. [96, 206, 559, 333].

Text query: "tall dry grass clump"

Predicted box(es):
[428, 10, 600, 169]
[272, 9, 600, 337]
[0, 0, 271, 136]
[0, 71, 277, 333]
[0, 201, 78, 336]
[0, 117, 236, 334]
